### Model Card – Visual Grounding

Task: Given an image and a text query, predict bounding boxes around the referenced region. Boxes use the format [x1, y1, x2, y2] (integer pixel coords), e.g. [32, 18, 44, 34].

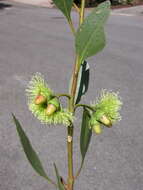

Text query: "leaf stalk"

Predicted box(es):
[74, 159, 84, 180]
[74, 104, 95, 112]
[68, 19, 76, 35]
[73, 3, 80, 14]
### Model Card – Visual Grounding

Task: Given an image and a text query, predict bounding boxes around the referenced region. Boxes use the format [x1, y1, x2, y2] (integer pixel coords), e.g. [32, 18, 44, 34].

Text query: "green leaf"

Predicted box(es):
[12, 114, 50, 181]
[75, 61, 90, 104]
[54, 163, 65, 190]
[75, 1, 111, 63]
[52, 0, 73, 22]
[80, 108, 92, 160]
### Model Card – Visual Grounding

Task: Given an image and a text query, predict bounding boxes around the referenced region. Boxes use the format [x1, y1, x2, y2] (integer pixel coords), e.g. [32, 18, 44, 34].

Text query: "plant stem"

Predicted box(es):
[79, 0, 85, 25]
[67, 124, 74, 190]
[70, 55, 81, 111]
[67, 56, 81, 190]
[67, 1, 86, 189]
[67, 55, 81, 190]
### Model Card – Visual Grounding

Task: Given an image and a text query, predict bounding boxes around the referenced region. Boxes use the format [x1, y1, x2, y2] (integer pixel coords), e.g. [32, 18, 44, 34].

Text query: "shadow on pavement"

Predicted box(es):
[0, 2, 12, 10]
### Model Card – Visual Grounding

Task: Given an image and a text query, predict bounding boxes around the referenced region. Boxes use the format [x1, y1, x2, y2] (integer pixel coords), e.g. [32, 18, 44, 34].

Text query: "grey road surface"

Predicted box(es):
[0, 1, 143, 190]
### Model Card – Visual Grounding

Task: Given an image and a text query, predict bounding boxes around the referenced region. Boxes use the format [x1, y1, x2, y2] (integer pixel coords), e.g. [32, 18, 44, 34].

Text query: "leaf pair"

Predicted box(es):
[13, 111, 92, 188]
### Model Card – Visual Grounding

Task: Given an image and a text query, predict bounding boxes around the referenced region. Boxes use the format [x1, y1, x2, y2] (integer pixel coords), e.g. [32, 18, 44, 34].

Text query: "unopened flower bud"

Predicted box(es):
[35, 95, 47, 105]
[46, 104, 57, 115]
[95, 111, 112, 127]
[90, 118, 102, 135]
[93, 123, 102, 135]
[46, 98, 60, 116]
[100, 115, 112, 127]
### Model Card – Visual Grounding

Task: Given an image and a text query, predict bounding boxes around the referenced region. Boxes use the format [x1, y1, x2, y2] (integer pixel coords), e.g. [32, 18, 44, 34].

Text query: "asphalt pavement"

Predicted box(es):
[0, 1, 143, 190]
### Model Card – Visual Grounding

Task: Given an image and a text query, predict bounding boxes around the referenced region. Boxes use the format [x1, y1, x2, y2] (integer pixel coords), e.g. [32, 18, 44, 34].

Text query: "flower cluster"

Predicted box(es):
[26, 73, 73, 126]
[90, 90, 122, 134]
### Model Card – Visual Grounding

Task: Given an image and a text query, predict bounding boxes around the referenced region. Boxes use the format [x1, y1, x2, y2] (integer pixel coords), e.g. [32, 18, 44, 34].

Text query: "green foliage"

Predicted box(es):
[12, 114, 51, 181]
[54, 163, 65, 190]
[52, 0, 73, 22]
[75, 1, 111, 63]
[80, 108, 92, 160]
[75, 61, 90, 104]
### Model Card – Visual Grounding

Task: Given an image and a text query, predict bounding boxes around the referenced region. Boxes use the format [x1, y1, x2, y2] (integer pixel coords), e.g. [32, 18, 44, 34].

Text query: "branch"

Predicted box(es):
[74, 104, 95, 112]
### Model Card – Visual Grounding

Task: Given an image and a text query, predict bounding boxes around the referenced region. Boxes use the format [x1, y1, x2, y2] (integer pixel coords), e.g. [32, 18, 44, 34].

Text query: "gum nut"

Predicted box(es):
[100, 115, 112, 127]
[35, 95, 46, 105]
[93, 124, 102, 135]
[46, 104, 57, 115]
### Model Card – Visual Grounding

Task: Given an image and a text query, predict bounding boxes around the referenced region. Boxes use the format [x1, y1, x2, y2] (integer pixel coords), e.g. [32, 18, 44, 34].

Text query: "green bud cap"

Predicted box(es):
[35, 95, 47, 105]
[93, 123, 102, 135]
[48, 98, 60, 109]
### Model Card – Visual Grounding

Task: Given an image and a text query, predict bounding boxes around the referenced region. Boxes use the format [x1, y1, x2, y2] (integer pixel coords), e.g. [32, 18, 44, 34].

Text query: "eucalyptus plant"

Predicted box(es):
[12, 1, 122, 190]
